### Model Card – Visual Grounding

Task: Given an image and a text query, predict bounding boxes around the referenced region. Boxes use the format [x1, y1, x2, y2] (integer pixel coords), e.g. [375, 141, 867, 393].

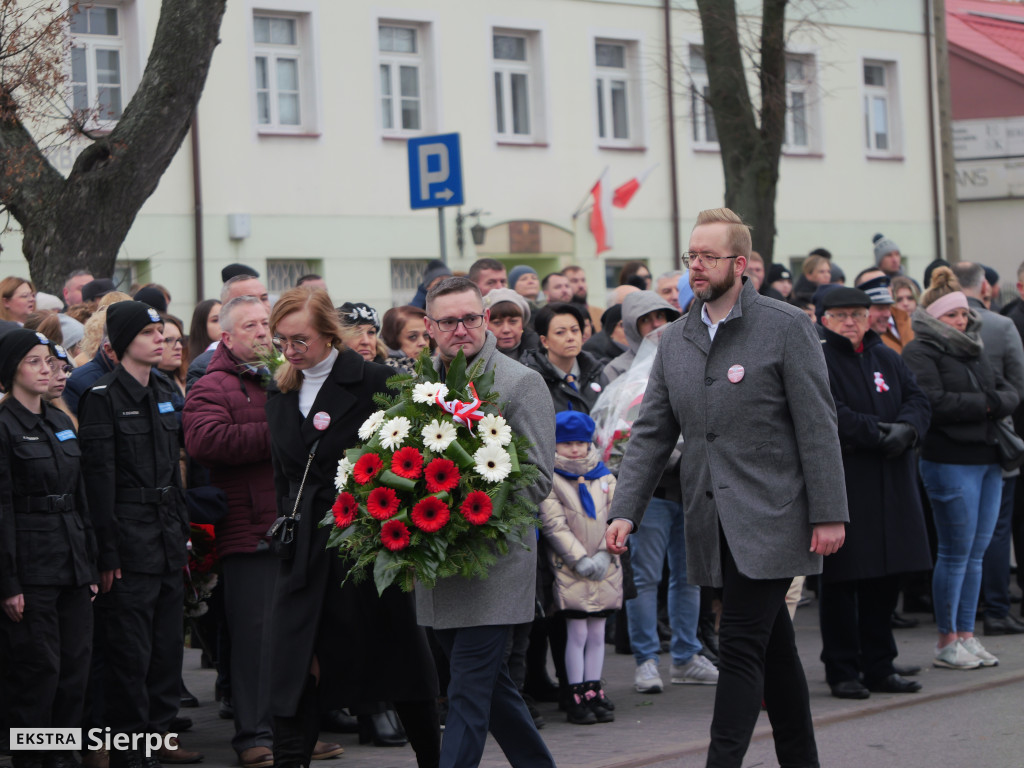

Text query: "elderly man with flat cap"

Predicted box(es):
[817, 287, 933, 699]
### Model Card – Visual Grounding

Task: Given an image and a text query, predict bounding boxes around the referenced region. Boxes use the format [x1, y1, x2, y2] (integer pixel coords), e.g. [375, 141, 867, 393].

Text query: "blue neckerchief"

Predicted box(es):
[554, 461, 612, 519]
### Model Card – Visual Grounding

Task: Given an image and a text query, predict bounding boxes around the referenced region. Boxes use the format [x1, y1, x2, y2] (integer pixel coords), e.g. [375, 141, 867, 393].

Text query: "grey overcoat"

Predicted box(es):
[609, 279, 849, 586]
[415, 331, 556, 629]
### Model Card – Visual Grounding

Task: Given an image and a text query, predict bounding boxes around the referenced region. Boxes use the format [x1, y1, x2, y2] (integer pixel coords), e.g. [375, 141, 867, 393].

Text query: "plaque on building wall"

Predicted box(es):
[508, 221, 541, 253]
[954, 117, 1024, 200]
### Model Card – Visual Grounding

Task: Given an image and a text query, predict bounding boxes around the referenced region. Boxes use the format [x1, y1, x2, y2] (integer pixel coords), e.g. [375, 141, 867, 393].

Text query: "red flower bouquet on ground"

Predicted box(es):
[322, 349, 541, 595]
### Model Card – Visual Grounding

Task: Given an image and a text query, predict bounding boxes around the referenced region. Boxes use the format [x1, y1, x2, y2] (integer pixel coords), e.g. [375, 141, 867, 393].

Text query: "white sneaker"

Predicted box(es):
[960, 637, 998, 667]
[933, 640, 982, 670]
[671, 653, 719, 685]
[634, 659, 663, 693]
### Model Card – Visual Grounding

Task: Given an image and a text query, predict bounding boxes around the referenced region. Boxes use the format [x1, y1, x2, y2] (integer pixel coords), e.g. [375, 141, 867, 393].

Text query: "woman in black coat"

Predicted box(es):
[265, 289, 439, 768]
[520, 303, 605, 414]
[817, 289, 932, 697]
[903, 268, 1019, 671]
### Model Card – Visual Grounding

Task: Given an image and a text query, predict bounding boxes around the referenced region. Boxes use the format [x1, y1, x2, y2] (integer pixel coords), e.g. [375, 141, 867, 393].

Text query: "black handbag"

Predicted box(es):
[994, 417, 1024, 472]
[266, 440, 320, 560]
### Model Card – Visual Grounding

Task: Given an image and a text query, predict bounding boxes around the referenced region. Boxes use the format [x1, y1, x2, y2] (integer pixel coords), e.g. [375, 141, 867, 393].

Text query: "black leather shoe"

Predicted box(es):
[893, 663, 921, 677]
[219, 697, 234, 720]
[321, 708, 359, 734]
[358, 710, 408, 747]
[866, 673, 922, 694]
[890, 612, 919, 629]
[829, 680, 870, 700]
[983, 613, 1024, 635]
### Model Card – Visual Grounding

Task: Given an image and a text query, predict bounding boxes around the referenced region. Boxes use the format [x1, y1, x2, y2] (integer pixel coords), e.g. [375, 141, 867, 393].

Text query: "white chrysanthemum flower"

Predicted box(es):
[478, 413, 512, 446]
[334, 457, 353, 491]
[473, 443, 512, 483]
[422, 419, 458, 452]
[358, 410, 387, 441]
[380, 416, 412, 451]
[412, 382, 449, 404]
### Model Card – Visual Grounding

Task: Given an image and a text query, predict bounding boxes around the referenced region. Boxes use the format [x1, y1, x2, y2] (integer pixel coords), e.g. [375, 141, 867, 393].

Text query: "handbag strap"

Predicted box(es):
[287, 439, 320, 520]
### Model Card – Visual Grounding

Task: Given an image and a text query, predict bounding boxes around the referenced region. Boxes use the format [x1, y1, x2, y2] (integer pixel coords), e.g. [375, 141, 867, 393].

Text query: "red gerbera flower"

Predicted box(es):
[411, 496, 451, 533]
[380, 519, 411, 551]
[460, 491, 493, 525]
[367, 486, 401, 520]
[424, 458, 460, 494]
[332, 492, 358, 527]
[353, 453, 384, 485]
[391, 447, 424, 480]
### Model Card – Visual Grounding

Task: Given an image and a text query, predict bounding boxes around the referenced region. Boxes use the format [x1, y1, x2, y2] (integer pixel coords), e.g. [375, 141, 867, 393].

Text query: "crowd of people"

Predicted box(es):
[3, 217, 1024, 768]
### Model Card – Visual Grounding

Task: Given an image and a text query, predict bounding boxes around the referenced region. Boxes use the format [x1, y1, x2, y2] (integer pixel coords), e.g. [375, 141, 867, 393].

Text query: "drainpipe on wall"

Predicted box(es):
[191, 114, 205, 301]
[664, 0, 682, 271]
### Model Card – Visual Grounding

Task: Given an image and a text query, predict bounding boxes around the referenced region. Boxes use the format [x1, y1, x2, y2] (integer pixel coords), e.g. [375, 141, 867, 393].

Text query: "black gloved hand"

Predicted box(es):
[877, 422, 917, 459]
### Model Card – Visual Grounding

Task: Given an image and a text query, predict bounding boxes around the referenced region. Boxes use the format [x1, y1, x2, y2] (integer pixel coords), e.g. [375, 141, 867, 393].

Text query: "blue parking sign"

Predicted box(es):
[408, 133, 465, 209]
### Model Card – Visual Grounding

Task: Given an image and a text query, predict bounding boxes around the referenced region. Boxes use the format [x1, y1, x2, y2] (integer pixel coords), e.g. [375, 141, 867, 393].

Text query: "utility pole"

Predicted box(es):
[932, 0, 960, 262]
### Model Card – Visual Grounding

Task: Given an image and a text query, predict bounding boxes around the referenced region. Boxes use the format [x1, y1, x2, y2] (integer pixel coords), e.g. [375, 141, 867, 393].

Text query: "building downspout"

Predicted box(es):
[191, 114, 205, 301]
[664, 0, 682, 271]
[925, 0, 943, 261]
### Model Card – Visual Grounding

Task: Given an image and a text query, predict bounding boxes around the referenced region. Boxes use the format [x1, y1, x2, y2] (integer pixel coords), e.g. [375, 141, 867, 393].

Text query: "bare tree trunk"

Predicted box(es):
[695, 0, 788, 266]
[0, 0, 227, 293]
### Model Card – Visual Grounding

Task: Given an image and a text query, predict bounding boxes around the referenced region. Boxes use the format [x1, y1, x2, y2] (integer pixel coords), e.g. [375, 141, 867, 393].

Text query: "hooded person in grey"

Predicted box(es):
[601, 290, 681, 385]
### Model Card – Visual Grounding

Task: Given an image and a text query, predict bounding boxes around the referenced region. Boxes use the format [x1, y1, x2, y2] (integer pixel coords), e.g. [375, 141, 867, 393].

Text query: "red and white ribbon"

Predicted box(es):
[873, 371, 890, 393]
[435, 382, 485, 431]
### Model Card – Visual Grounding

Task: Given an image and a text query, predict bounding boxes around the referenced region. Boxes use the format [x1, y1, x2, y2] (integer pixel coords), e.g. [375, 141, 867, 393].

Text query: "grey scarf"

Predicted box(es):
[910, 306, 984, 358]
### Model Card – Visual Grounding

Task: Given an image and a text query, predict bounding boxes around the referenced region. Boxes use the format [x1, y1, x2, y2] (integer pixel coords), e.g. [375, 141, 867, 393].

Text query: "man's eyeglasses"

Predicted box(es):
[823, 311, 869, 322]
[428, 314, 485, 333]
[682, 252, 740, 269]
[273, 336, 311, 353]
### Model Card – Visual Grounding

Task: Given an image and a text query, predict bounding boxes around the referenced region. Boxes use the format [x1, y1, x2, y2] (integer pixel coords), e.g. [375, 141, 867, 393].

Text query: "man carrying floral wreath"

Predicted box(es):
[417, 276, 557, 768]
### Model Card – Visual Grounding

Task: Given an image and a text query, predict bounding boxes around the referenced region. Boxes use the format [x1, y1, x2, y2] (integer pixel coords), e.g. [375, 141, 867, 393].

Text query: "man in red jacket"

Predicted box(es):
[183, 296, 284, 768]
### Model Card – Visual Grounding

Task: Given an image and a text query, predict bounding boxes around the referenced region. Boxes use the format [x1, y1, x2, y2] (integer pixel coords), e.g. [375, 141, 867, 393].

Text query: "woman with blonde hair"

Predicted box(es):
[265, 288, 439, 768]
[903, 267, 1019, 670]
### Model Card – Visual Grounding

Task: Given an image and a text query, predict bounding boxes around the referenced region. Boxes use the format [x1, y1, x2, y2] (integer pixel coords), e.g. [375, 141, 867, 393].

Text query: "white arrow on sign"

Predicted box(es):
[418, 143, 450, 202]
[435, 188, 454, 201]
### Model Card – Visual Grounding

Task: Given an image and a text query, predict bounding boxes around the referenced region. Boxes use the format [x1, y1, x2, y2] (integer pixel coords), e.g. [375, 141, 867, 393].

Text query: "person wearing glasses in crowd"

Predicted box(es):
[419, 277, 557, 768]
[606, 208, 848, 768]
[0, 330, 97, 768]
[265, 288, 439, 768]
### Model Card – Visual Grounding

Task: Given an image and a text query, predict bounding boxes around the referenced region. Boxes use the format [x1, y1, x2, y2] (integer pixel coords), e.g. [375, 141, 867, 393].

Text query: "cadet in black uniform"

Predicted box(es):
[0, 329, 96, 768]
[78, 302, 202, 768]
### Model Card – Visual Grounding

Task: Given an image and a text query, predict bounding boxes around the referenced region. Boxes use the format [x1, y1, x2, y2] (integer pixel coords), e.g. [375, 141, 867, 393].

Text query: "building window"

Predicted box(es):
[595, 39, 643, 148]
[267, 259, 320, 294]
[863, 60, 899, 156]
[69, 4, 126, 122]
[689, 47, 717, 148]
[253, 12, 315, 133]
[391, 259, 430, 306]
[114, 259, 149, 292]
[492, 29, 544, 143]
[784, 54, 818, 153]
[378, 21, 436, 135]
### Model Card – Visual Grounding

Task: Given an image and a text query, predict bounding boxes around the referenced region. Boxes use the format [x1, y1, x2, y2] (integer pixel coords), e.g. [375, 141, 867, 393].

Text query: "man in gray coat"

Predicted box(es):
[607, 208, 849, 768]
[952, 261, 1024, 635]
[417, 277, 557, 768]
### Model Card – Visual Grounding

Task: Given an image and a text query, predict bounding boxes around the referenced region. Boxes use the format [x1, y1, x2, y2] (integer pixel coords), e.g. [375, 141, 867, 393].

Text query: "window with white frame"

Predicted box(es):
[783, 54, 817, 153]
[253, 12, 314, 132]
[863, 60, 899, 156]
[595, 39, 642, 147]
[378, 22, 433, 135]
[69, 4, 126, 122]
[689, 47, 717, 147]
[492, 29, 544, 142]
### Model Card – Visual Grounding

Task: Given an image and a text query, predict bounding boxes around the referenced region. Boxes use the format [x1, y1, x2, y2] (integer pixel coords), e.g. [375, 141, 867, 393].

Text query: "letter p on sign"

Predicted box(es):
[407, 133, 464, 210]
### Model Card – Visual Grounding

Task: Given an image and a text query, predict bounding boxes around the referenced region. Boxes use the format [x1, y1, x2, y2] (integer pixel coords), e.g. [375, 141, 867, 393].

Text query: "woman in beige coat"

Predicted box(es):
[539, 411, 623, 726]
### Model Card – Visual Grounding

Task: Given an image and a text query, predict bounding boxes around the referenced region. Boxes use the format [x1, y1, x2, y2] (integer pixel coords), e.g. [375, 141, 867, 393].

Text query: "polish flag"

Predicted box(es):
[613, 165, 657, 209]
[590, 168, 614, 254]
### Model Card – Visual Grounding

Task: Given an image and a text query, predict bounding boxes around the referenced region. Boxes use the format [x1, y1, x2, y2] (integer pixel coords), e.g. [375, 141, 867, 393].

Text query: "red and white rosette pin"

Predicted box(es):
[727, 364, 745, 384]
[313, 411, 331, 431]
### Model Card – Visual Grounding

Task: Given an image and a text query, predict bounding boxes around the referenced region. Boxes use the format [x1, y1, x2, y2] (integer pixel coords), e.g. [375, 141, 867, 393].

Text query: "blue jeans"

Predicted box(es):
[919, 460, 1003, 635]
[625, 497, 701, 666]
[982, 477, 1017, 619]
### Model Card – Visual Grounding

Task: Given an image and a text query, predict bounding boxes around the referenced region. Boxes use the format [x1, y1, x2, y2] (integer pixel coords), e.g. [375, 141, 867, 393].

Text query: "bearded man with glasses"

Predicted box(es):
[606, 208, 849, 768]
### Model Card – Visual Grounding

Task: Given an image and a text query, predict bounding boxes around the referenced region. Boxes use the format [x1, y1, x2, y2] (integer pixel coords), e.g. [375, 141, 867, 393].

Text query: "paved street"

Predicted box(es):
[166, 599, 1024, 768]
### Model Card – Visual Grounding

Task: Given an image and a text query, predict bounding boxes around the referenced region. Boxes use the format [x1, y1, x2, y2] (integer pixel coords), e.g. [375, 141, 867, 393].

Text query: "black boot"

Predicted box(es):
[566, 683, 597, 725]
[584, 681, 615, 723]
[588, 678, 615, 712]
[358, 710, 408, 747]
[273, 674, 319, 768]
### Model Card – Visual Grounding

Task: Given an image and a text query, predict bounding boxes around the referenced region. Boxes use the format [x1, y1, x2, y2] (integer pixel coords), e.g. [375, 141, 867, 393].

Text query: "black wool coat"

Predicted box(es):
[265, 349, 437, 716]
[820, 329, 933, 583]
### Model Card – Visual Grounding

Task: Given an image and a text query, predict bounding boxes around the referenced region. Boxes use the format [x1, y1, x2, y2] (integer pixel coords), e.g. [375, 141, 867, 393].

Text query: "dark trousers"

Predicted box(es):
[95, 569, 183, 735]
[982, 477, 1017, 619]
[222, 553, 277, 754]
[708, 536, 818, 768]
[818, 575, 899, 686]
[0, 584, 92, 751]
[433, 625, 555, 768]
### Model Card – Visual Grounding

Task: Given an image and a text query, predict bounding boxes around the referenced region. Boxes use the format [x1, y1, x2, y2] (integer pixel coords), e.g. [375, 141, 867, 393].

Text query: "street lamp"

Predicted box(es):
[456, 208, 488, 258]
